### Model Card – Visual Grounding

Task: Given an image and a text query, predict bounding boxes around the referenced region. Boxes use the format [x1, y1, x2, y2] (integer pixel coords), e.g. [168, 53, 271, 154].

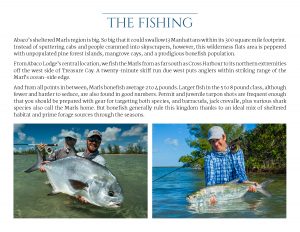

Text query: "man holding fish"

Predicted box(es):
[39, 130, 106, 171]
[38, 130, 106, 203]
[204, 126, 256, 205]
[76, 129, 106, 203]
[76, 130, 106, 166]
[39, 131, 78, 172]
[25, 129, 123, 207]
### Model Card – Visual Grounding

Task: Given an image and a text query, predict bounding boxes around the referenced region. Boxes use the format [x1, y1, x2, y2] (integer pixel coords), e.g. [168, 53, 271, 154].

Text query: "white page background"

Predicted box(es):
[1, 0, 299, 231]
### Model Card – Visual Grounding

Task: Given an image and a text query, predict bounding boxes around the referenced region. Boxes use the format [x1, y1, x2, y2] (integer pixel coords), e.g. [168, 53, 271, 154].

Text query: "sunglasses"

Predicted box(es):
[87, 137, 101, 143]
[66, 137, 76, 141]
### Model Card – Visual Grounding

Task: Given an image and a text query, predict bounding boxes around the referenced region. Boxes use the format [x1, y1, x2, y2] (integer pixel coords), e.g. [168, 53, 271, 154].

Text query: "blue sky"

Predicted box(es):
[152, 124, 256, 167]
[14, 124, 147, 153]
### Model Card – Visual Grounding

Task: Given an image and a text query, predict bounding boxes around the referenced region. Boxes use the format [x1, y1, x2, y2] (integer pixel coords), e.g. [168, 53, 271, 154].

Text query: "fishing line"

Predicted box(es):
[152, 165, 188, 182]
[152, 157, 202, 182]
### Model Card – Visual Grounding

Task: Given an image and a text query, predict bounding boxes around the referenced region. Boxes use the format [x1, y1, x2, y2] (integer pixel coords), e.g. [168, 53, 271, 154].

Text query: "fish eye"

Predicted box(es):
[108, 190, 114, 196]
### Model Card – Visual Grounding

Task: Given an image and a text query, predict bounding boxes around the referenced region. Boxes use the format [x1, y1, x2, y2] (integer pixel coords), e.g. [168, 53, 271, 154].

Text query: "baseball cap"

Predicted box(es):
[87, 130, 102, 139]
[207, 126, 225, 140]
[64, 131, 77, 140]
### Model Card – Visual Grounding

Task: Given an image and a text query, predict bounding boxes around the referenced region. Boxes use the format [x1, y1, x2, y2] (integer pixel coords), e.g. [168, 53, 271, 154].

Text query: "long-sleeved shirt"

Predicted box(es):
[47, 145, 77, 161]
[204, 147, 248, 186]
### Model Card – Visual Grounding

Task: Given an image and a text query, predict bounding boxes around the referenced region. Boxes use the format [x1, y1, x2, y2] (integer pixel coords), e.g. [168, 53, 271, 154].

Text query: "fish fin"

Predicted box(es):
[47, 191, 61, 196]
[260, 179, 274, 188]
[257, 188, 272, 197]
[24, 148, 44, 173]
[257, 179, 273, 197]
[69, 179, 88, 190]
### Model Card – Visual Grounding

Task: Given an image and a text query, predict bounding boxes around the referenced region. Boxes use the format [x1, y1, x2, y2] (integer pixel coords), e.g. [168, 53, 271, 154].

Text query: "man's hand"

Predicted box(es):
[37, 143, 46, 151]
[244, 181, 258, 192]
[76, 195, 88, 204]
[248, 185, 257, 192]
[39, 161, 50, 172]
[209, 195, 217, 205]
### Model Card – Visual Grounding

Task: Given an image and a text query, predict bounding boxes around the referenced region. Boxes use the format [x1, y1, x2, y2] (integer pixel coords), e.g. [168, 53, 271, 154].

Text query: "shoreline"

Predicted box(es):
[153, 166, 286, 174]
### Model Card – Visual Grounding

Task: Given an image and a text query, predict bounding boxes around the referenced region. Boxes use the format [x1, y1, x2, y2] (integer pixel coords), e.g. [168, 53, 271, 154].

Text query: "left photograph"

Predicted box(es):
[14, 124, 148, 218]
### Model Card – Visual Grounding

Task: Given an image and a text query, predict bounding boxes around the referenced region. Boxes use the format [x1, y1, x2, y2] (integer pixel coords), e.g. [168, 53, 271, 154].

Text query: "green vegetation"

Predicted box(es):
[101, 143, 146, 154]
[102, 144, 121, 154]
[243, 124, 286, 173]
[107, 144, 113, 154]
[102, 143, 146, 154]
[125, 143, 144, 154]
[14, 148, 36, 155]
[14, 143, 147, 155]
[179, 124, 286, 173]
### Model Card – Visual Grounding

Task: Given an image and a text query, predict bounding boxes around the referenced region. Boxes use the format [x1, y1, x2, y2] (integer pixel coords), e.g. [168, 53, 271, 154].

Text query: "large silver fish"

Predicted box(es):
[25, 150, 123, 208]
[186, 179, 272, 207]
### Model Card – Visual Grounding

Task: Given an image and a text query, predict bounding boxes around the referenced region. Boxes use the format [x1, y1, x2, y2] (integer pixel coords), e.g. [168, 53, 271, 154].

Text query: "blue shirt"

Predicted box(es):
[204, 147, 248, 186]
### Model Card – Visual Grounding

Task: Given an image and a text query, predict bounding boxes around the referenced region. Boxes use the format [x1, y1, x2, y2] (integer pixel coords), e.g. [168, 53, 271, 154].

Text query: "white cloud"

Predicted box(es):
[122, 125, 146, 137]
[58, 129, 69, 137]
[14, 125, 37, 145]
[17, 131, 26, 141]
[164, 138, 179, 146]
[27, 136, 35, 144]
[102, 127, 121, 142]
[53, 129, 86, 149]
[14, 125, 27, 142]
[58, 129, 81, 140]
[137, 135, 148, 146]
[51, 136, 58, 143]
[83, 129, 90, 138]
[14, 124, 24, 132]
[132, 142, 138, 147]
[119, 145, 126, 152]
[142, 135, 148, 142]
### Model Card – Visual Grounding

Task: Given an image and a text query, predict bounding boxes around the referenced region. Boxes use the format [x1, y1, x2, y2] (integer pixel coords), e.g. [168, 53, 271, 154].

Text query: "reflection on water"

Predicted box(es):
[14, 154, 147, 218]
[153, 167, 286, 218]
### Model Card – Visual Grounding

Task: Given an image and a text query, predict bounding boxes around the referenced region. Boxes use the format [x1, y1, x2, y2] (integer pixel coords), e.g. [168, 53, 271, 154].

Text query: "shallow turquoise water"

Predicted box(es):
[14, 154, 147, 218]
[153, 167, 286, 218]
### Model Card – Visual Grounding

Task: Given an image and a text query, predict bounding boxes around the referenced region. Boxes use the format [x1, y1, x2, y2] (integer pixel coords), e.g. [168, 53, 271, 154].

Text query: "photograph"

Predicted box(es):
[153, 124, 286, 218]
[14, 123, 148, 218]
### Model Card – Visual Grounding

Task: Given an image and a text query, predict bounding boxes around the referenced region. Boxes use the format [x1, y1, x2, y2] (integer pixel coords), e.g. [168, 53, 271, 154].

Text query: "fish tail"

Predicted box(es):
[257, 179, 273, 197]
[260, 179, 274, 188]
[24, 149, 44, 173]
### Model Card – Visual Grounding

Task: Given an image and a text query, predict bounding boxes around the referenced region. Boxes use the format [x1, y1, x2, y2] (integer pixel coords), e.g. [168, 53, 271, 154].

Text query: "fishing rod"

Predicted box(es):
[14, 143, 58, 146]
[153, 161, 196, 182]
[14, 143, 58, 156]
[228, 136, 243, 153]
[152, 136, 243, 182]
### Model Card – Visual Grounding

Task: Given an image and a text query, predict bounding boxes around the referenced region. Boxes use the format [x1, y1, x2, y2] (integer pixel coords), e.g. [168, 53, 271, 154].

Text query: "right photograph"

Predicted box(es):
[152, 124, 286, 218]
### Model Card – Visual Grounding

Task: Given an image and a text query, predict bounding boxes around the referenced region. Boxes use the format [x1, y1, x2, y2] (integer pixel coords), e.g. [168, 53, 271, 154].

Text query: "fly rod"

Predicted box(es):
[14, 143, 58, 158]
[153, 162, 195, 182]
[14, 143, 58, 146]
